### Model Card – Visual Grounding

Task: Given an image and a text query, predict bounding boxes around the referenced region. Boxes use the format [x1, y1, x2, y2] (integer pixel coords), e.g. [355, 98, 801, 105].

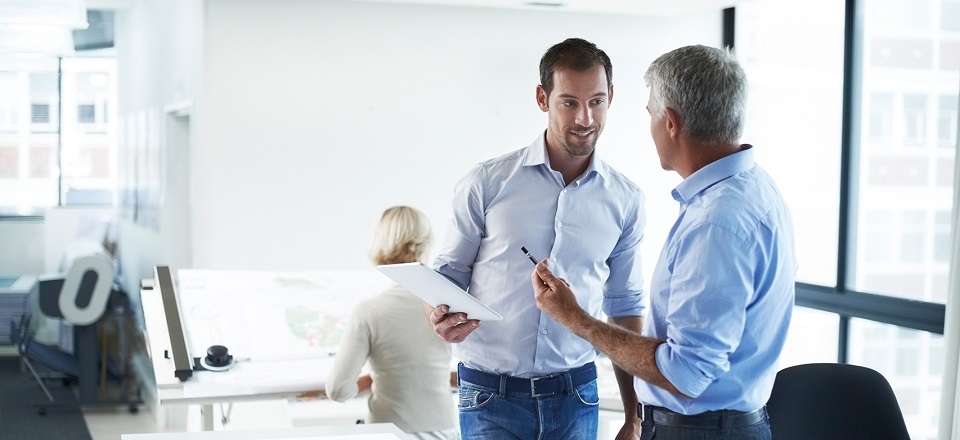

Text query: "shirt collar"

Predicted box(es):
[522, 131, 606, 180]
[673, 144, 755, 204]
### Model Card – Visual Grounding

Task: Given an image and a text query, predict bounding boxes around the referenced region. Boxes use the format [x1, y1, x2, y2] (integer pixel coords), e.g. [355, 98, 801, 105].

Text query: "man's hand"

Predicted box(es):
[614, 416, 642, 440]
[531, 260, 588, 327]
[427, 304, 480, 343]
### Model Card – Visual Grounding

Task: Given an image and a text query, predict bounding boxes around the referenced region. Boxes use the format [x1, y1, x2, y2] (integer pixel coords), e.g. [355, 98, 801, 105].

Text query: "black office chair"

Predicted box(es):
[766, 363, 911, 440]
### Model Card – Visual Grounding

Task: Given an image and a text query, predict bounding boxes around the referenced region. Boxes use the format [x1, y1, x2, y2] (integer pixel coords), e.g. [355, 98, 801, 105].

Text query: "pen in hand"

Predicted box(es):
[524, 246, 569, 287]
[520, 246, 539, 265]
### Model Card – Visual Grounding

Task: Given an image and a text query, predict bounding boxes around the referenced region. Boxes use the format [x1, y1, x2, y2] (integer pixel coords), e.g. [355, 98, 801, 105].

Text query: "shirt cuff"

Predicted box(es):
[655, 343, 712, 398]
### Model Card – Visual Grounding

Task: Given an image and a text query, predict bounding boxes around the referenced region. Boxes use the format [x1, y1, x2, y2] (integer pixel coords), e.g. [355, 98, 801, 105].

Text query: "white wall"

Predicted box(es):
[194, 0, 720, 275]
[113, 0, 204, 295]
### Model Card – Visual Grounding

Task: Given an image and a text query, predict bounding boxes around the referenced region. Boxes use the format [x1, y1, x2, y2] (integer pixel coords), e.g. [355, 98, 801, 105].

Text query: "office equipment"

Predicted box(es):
[377, 262, 503, 321]
[11, 251, 141, 414]
[766, 363, 910, 440]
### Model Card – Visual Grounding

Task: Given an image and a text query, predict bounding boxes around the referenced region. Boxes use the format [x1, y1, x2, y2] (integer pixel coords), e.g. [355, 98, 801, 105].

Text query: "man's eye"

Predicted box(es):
[591, 99, 605, 105]
[563, 101, 577, 107]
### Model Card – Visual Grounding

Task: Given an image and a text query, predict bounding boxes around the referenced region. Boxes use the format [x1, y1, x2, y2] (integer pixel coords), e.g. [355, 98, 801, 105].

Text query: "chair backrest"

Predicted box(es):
[766, 363, 911, 440]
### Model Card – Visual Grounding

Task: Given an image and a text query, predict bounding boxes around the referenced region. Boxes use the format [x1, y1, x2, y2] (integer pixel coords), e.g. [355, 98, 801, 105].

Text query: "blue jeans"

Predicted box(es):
[457, 374, 599, 439]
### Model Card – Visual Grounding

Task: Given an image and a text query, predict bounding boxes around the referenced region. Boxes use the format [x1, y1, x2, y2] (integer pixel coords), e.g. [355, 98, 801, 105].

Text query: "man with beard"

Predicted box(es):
[531, 45, 797, 440]
[426, 38, 646, 440]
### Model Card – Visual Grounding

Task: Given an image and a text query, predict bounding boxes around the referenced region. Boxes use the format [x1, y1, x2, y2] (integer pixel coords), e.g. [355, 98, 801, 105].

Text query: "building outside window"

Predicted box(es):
[738, 0, 955, 438]
[0, 56, 117, 214]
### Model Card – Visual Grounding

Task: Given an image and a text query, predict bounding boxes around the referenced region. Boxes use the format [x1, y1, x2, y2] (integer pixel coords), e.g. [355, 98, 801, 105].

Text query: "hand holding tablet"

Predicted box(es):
[376, 262, 503, 321]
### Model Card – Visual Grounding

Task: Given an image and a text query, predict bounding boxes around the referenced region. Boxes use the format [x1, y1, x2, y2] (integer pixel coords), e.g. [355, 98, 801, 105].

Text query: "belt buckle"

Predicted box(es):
[529, 375, 553, 398]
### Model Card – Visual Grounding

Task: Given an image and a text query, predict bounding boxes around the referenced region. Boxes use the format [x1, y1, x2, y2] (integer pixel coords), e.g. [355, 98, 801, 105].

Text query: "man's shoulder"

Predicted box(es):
[477, 146, 527, 169]
[596, 159, 643, 195]
[457, 146, 530, 185]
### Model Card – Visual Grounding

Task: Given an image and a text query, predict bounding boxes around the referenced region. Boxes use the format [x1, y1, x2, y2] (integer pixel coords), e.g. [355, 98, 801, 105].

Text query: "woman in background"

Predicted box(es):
[325, 206, 458, 440]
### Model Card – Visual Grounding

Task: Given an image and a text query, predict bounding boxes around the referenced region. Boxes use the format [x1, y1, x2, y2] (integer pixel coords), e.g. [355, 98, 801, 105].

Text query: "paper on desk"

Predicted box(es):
[186, 357, 337, 396]
[176, 270, 392, 362]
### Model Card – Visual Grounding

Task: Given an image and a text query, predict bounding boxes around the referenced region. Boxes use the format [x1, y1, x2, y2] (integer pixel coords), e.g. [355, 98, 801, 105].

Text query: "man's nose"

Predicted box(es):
[575, 107, 594, 127]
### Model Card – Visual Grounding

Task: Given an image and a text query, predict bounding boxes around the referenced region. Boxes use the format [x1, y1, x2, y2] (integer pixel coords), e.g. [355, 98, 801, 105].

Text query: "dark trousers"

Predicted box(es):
[639, 405, 771, 440]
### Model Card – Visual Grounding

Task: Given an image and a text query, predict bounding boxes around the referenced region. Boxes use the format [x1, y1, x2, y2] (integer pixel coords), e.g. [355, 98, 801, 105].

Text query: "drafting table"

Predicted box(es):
[120, 423, 409, 439]
[142, 267, 393, 431]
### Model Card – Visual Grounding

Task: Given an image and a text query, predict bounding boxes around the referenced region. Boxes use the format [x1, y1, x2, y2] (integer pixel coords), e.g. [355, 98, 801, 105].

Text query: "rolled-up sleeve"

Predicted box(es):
[602, 190, 647, 318]
[656, 223, 754, 398]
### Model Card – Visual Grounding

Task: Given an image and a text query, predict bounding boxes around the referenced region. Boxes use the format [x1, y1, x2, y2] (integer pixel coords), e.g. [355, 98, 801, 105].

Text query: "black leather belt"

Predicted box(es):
[457, 362, 596, 398]
[639, 404, 767, 429]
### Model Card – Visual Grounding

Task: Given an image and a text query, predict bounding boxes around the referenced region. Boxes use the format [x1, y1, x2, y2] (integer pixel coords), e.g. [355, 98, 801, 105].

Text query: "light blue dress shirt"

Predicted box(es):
[635, 145, 797, 414]
[433, 133, 647, 378]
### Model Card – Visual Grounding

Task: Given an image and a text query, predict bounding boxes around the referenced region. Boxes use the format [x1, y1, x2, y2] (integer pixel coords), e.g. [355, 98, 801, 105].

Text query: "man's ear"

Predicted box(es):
[664, 107, 681, 139]
[607, 83, 614, 107]
[536, 85, 549, 112]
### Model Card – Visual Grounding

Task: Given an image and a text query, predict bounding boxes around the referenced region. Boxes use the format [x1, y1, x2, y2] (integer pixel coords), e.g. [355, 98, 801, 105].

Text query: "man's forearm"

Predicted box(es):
[572, 312, 685, 397]
[608, 316, 642, 422]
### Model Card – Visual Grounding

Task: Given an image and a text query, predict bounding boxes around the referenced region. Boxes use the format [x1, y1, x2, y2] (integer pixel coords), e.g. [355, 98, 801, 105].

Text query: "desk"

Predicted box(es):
[141, 269, 393, 431]
[121, 423, 409, 439]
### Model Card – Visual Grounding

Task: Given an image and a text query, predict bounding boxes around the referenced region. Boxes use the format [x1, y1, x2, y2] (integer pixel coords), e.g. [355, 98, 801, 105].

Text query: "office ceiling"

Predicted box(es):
[87, 0, 740, 16]
[341, 0, 739, 16]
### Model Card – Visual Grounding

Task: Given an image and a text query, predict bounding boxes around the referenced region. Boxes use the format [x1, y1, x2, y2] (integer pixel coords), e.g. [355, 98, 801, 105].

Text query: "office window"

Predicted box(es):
[864, 210, 896, 263]
[867, 156, 927, 186]
[77, 104, 96, 123]
[943, 41, 960, 70]
[0, 74, 16, 132]
[0, 57, 117, 215]
[851, 0, 957, 303]
[874, 0, 935, 31]
[849, 318, 943, 440]
[736, 0, 845, 286]
[900, 211, 925, 263]
[0, 144, 17, 178]
[943, 0, 960, 31]
[934, 210, 951, 262]
[31, 104, 51, 124]
[869, 93, 895, 146]
[29, 144, 54, 178]
[939, 94, 958, 148]
[739, 1, 950, 438]
[778, 307, 840, 368]
[903, 94, 928, 147]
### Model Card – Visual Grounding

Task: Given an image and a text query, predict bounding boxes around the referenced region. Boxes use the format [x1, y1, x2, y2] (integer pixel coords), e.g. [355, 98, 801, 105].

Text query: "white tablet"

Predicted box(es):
[376, 262, 503, 321]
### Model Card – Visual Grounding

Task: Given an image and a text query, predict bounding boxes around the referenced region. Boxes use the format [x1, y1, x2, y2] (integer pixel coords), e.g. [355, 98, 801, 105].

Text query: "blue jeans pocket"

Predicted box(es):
[458, 384, 495, 411]
[573, 381, 599, 406]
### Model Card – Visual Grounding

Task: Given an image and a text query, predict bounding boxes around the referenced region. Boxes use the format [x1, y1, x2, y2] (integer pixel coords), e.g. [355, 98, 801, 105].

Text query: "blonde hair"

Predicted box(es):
[369, 206, 433, 265]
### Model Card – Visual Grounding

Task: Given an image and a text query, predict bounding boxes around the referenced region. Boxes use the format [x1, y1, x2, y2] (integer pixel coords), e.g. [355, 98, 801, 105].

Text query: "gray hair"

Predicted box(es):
[644, 45, 747, 145]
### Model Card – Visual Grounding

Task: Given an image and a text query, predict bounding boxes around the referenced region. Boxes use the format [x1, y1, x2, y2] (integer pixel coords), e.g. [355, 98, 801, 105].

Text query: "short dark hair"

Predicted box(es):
[539, 38, 613, 97]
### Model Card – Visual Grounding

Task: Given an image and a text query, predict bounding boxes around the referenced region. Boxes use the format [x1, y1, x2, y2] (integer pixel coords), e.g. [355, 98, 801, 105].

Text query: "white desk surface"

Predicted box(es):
[120, 423, 410, 439]
[142, 269, 393, 406]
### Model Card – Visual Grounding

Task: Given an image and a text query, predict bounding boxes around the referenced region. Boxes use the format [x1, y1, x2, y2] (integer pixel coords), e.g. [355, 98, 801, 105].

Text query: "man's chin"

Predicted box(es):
[563, 140, 596, 157]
